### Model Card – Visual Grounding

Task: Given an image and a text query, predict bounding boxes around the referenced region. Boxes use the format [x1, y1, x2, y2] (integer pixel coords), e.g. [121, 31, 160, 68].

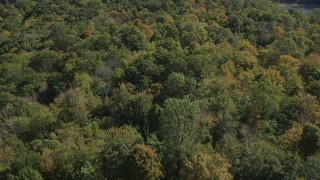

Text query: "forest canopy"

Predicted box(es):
[0, 0, 320, 179]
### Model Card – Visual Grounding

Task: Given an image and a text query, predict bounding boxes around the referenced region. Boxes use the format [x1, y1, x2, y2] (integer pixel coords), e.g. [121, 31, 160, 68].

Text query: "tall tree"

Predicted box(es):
[159, 98, 204, 178]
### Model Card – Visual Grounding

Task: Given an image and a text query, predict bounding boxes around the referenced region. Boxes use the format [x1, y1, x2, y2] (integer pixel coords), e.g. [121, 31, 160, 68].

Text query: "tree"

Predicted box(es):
[310, 9, 320, 24]
[180, 149, 233, 180]
[126, 144, 163, 180]
[250, 75, 285, 120]
[206, 23, 234, 44]
[3, 138, 41, 180]
[119, 25, 148, 51]
[298, 156, 320, 179]
[294, 93, 320, 123]
[299, 53, 320, 82]
[53, 88, 101, 125]
[181, 23, 208, 48]
[8, 168, 43, 180]
[124, 54, 163, 90]
[306, 80, 320, 99]
[101, 125, 143, 179]
[276, 62, 303, 95]
[0, 55, 45, 96]
[0, 140, 15, 173]
[159, 98, 205, 178]
[10, 103, 56, 141]
[279, 123, 303, 153]
[29, 50, 62, 73]
[164, 72, 196, 98]
[74, 34, 112, 51]
[109, 88, 153, 142]
[39, 148, 55, 176]
[153, 48, 188, 77]
[237, 141, 301, 180]
[299, 123, 320, 157]
[38, 123, 107, 179]
[268, 36, 304, 59]
[50, 23, 78, 51]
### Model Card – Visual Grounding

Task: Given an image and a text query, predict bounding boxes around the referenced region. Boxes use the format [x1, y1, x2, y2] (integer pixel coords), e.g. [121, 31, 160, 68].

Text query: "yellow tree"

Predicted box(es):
[127, 144, 163, 180]
[180, 146, 233, 180]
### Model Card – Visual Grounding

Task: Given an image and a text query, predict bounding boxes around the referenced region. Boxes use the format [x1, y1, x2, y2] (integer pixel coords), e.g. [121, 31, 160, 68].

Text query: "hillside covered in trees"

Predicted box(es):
[0, 0, 320, 179]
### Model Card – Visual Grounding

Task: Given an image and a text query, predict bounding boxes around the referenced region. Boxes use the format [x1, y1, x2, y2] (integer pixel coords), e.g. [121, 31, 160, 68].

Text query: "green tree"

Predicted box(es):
[267, 36, 304, 60]
[10, 103, 56, 141]
[299, 156, 320, 179]
[164, 72, 196, 98]
[310, 9, 320, 24]
[101, 125, 143, 179]
[299, 123, 320, 157]
[50, 23, 78, 51]
[237, 141, 301, 180]
[181, 23, 208, 48]
[8, 168, 43, 180]
[250, 75, 285, 120]
[159, 98, 204, 178]
[119, 25, 148, 51]
[29, 50, 62, 73]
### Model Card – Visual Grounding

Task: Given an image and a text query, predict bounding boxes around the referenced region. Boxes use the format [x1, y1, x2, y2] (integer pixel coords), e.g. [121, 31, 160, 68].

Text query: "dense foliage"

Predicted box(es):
[0, 0, 320, 179]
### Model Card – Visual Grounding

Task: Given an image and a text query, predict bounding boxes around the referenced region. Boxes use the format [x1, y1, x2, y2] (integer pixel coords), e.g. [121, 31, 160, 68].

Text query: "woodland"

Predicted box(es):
[0, 0, 320, 179]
